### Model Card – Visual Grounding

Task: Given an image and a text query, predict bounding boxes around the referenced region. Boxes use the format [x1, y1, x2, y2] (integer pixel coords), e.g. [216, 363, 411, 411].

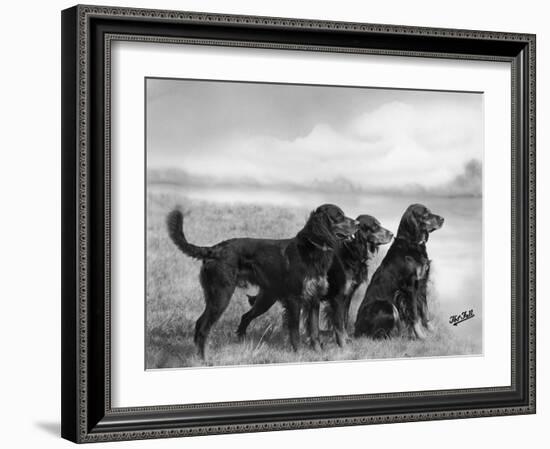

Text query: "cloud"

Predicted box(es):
[350, 99, 481, 150]
[153, 99, 481, 190]
[147, 80, 483, 193]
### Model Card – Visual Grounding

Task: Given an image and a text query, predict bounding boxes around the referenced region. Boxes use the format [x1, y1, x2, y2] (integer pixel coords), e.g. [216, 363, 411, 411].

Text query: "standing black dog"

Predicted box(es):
[323, 215, 393, 340]
[167, 204, 357, 358]
[354, 204, 444, 339]
[244, 214, 393, 346]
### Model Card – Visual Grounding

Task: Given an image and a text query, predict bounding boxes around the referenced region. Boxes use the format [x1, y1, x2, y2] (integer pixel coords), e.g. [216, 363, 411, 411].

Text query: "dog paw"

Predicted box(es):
[311, 340, 322, 352]
[236, 331, 247, 342]
[413, 322, 427, 340]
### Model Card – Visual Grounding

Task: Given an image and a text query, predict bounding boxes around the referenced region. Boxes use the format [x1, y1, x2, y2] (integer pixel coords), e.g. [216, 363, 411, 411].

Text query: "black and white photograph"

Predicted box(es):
[56, 3, 537, 444]
[145, 78, 483, 369]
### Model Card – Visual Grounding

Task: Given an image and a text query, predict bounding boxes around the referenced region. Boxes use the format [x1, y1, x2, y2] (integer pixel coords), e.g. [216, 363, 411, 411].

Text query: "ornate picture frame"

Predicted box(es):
[61, 4, 535, 443]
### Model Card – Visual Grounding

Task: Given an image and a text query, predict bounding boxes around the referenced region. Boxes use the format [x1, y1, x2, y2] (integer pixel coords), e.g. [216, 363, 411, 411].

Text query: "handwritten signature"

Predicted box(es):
[449, 309, 475, 326]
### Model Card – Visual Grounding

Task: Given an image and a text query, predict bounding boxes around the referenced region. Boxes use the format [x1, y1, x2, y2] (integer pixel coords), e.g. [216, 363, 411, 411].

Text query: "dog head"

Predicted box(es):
[396, 204, 444, 244]
[352, 214, 393, 256]
[301, 204, 358, 249]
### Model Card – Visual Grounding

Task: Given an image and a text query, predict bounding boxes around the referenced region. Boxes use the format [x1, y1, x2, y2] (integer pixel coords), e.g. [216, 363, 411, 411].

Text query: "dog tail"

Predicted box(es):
[166, 209, 213, 260]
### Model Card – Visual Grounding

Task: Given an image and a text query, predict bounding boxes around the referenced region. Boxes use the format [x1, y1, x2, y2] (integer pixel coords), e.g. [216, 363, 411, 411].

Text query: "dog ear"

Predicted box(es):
[398, 206, 428, 243]
[397, 207, 417, 241]
[367, 240, 377, 255]
[302, 208, 336, 247]
[407, 210, 423, 242]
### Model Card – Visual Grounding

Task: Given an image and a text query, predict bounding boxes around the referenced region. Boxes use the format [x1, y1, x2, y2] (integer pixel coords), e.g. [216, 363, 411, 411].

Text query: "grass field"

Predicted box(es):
[146, 187, 482, 369]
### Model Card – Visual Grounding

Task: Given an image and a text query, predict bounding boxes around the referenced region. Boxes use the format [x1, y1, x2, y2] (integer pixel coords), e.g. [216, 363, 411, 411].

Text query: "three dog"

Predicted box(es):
[167, 203, 443, 358]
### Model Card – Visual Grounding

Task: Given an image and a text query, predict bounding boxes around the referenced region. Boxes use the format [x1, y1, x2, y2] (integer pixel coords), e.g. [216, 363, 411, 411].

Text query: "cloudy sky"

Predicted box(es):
[146, 78, 483, 194]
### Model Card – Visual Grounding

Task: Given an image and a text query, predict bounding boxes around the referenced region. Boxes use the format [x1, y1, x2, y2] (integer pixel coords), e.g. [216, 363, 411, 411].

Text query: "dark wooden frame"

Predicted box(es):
[61, 4, 536, 443]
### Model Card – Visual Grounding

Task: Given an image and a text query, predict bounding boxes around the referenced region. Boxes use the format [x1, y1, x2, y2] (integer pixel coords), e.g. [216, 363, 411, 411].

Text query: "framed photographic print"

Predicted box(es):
[61, 4, 536, 443]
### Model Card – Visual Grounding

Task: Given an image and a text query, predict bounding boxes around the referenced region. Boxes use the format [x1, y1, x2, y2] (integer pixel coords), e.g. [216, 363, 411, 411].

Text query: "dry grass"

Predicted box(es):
[146, 187, 481, 369]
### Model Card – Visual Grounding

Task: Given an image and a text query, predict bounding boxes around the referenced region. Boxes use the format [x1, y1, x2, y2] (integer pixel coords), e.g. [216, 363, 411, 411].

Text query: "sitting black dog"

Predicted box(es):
[354, 204, 444, 339]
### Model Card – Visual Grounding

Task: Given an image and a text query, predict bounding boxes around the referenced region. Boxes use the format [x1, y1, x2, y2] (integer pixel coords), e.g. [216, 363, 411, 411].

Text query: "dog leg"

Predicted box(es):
[195, 266, 235, 359]
[285, 300, 301, 352]
[325, 261, 350, 345]
[237, 291, 276, 339]
[391, 304, 402, 337]
[343, 282, 359, 331]
[407, 284, 427, 340]
[419, 300, 434, 333]
[330, 298, 348, 347]
[194, 299, 231, 359]
[413, 319, 427, 340]
[194, 312, 209, 359]
[306, 301, 322, 351]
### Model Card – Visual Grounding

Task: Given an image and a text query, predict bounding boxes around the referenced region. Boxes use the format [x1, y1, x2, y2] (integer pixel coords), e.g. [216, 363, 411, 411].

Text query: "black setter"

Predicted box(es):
[243, 214, 393, 346]
[324, 215, 393, 340]
[167, 204, 357, 358]
[354, 204, 444, 339]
